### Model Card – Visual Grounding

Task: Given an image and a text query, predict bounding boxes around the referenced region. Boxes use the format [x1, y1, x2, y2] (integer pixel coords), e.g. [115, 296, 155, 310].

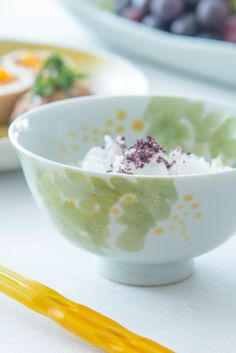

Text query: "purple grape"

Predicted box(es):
[150, 0, 185, 23]
[115, 0, 236, 44]
[142, 14, 167, 28]
[185, 0, 199, 10]
[121, 6, 144, 21]
[170, 13, 198, 35]
[224, 15, 236, 42]
[196, 0, 229, 30]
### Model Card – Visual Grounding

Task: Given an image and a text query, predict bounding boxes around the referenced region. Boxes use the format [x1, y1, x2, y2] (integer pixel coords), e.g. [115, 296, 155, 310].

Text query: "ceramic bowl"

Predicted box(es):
[9, 96, 236, 285]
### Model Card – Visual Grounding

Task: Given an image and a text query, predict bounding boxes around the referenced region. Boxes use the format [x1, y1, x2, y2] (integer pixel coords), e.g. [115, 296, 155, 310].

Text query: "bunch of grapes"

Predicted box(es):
[115, 0, 236, 42]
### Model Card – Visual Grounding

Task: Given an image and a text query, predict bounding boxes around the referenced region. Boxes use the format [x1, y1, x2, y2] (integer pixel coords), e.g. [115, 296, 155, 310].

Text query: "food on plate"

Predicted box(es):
[115, 0, 236, 43]
[81, 135, 231, 175]
[11, 54, 90, 120]
[0, 66, 34, 125]
[0, 49, 91, 136]
[1, 50, 52, 73]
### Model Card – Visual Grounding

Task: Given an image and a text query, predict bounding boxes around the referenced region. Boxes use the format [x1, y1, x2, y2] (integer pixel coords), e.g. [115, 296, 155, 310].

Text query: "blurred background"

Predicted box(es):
[1, 0, 235, 104]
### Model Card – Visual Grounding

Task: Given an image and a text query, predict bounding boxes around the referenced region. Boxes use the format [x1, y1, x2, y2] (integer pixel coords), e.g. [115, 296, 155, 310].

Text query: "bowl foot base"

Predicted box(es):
[99, 259, 194, 286]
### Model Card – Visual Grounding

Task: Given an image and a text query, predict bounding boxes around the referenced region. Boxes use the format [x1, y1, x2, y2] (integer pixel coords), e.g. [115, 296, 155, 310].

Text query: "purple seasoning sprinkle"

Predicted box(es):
[167, 160, 176, 170]
[109, 137, 190, 174]
[156, 155, 174, 170]
[117, 136, 169, 173]
[118, 168, 133, 175]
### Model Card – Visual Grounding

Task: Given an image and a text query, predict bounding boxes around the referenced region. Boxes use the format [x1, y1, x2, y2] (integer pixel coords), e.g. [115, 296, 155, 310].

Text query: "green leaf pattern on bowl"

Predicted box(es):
[21, 157, 177, 253]
[145, 97, 236, 165]
[20, 97, 236, 254]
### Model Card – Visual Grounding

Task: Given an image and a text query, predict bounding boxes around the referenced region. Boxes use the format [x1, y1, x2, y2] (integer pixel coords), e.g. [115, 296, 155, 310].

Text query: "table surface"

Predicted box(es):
[1, 1, 236, 352]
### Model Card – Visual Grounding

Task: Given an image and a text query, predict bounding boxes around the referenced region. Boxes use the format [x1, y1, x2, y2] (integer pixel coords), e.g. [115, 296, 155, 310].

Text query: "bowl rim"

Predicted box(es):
[9, 94, 236, 180]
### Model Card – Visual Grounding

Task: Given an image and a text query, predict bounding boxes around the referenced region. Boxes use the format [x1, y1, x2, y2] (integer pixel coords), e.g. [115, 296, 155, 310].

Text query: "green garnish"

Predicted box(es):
[33, 54, 86, 98]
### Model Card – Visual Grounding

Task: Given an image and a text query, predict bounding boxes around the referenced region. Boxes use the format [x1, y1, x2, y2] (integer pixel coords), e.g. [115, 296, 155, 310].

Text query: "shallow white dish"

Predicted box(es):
[0, 39, 148, 172]
[60, 0, 236, 87]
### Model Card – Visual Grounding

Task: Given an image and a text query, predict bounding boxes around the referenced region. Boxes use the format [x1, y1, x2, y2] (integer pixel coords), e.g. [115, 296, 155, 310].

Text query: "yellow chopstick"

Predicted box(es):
[0, 265, 175, 353]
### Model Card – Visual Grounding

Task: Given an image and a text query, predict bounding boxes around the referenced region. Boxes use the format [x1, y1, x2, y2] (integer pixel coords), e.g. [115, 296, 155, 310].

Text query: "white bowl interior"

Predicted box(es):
[10, 95, 236, 169]
[11, 96, 150, 165]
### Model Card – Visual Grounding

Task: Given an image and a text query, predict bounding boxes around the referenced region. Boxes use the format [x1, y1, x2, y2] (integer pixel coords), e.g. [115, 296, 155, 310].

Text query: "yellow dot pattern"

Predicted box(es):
[111, 207, 120, 216]
[194, 212, 203, 219]
[84, 200, 91, 206]
[82, 135, 89, 143]
[66, 199, 76, 207]
[178, 219, 184, 226]
[132, 119, 145, 132]
[155, 228, 164, 236]
[68, 131, 77, 138]
[191, 202, 199, 209]
[116, 126, 125, 134]
[76, 110, 128, 144]
[65, 108, 146, 153]
[85, 195, 98, 203]
[184, 194, 193, 202]
[123, 195, 135, 205]
[93, 128, 99, 135]
[106, 119, 114, 127]
[153, 194, 203, 240]
[117, 110, 127, 120]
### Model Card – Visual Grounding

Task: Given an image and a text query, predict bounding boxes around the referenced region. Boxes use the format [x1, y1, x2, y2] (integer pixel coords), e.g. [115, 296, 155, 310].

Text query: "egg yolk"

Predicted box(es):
[0, 67, 16, 85]
[16, 53, 42, 70]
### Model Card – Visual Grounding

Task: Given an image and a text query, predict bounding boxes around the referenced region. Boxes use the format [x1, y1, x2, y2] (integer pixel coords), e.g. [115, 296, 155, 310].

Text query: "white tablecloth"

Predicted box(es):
[1, 1, 236, 352]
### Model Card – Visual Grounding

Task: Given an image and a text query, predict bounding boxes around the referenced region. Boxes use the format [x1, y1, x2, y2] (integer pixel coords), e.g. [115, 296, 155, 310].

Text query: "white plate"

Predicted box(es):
[60, 0, 236, 87]
[0, 39, 149, 172]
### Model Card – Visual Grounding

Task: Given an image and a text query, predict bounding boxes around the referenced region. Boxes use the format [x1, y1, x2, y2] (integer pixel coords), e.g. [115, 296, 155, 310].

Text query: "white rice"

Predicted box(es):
[81, 135, 231, 175]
